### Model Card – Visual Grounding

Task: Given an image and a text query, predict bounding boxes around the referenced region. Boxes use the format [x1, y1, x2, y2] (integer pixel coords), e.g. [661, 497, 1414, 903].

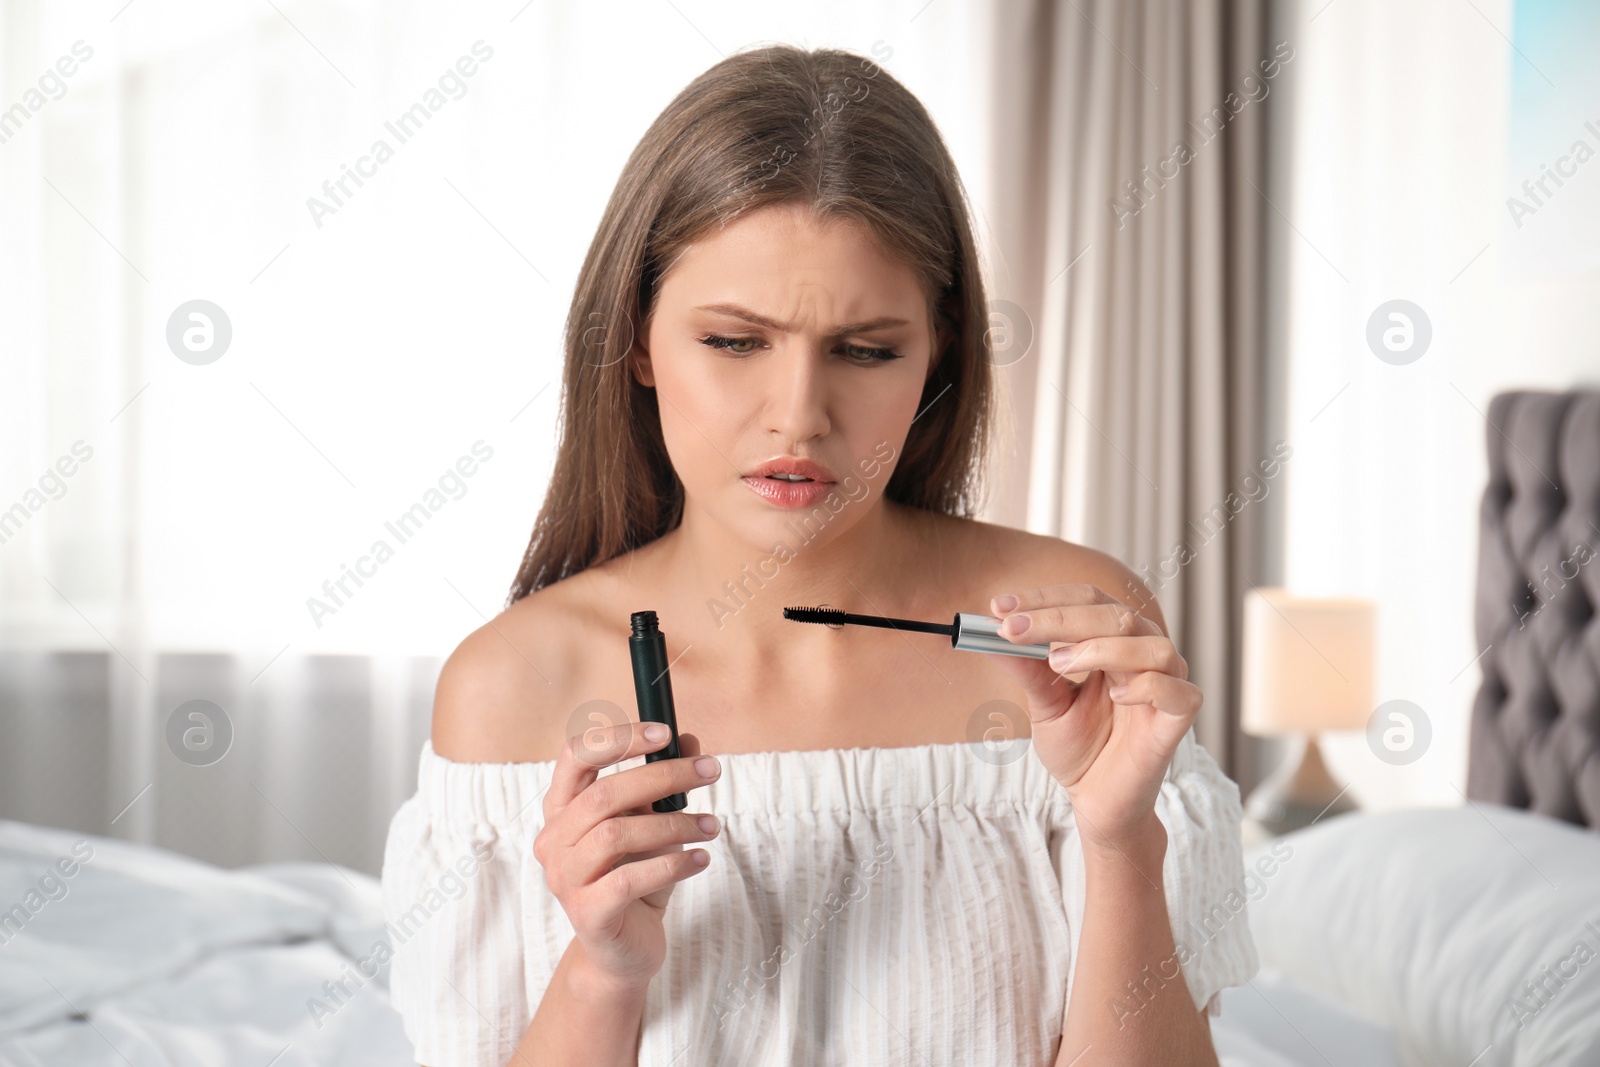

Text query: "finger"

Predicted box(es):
[621, 731, 703, 816]
[1106, 671, 1203, 720]
[566, 808, 720, 886]
[1043, 635, 1186, 680]
[677, 731, 702, 759]
[993, 582, 1153, 635]
[583, 849, 712, 926]
[991, 581, 1156, 639]
[1109, 673, 1204, 759]
[547, 721, 670, 810]
[565, 749, 721, 844]
[994, 599, 1161, 647]
[994, 581, 1160, 623]
[992, 582, 1112, 616]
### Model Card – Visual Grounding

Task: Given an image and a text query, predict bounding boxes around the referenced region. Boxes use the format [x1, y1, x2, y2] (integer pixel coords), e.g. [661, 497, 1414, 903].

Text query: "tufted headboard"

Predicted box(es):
[1467, 389, 1600, 830]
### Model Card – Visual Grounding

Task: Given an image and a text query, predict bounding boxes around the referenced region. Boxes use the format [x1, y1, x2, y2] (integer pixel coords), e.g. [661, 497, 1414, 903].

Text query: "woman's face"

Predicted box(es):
[632, 202, 936, 552]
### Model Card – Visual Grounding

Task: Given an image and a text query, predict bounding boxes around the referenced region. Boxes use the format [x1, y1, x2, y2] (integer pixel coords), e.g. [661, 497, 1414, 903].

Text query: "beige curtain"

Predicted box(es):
[979, 0, 1282, 785]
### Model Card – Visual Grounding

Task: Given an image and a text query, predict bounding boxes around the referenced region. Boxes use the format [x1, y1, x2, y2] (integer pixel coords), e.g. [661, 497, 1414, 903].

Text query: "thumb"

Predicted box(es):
[986, 651, 1083, 723]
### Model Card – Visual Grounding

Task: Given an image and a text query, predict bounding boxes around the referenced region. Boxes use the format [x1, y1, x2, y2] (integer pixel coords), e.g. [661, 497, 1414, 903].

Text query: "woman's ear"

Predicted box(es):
[927, 297, 956, 381]
[627, 309, 656, 387]
[629, 341, 655, 388]
[927, 319, 948, 381]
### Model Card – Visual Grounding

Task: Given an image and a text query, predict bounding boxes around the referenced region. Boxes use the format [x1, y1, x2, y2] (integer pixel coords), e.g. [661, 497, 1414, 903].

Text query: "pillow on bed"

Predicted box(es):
[1244, 804, 1600, 1067]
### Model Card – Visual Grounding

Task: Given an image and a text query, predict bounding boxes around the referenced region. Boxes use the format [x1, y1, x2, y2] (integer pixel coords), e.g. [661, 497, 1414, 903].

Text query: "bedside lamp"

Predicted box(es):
[1240, 588, 1376, 835]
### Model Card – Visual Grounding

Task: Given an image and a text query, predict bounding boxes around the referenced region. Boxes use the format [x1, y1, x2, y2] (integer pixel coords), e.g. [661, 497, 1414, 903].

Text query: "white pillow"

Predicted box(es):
[1243, 804, 1600, 1067]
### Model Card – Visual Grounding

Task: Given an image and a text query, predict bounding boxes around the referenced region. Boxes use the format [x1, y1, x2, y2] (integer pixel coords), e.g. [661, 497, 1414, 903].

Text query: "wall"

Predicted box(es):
[1278, 0, 1600, 809]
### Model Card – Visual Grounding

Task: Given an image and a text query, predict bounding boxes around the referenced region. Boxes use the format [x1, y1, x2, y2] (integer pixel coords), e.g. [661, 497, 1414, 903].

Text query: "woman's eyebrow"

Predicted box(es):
[693, 302, 908, 335]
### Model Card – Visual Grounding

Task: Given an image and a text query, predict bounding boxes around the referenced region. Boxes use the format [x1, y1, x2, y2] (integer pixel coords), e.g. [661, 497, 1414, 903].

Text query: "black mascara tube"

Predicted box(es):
[629, 610, 687, 813]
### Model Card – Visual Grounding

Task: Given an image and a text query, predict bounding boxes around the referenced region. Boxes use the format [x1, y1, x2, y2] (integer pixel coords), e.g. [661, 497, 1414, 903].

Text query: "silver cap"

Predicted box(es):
[952, 613, 1052, 660]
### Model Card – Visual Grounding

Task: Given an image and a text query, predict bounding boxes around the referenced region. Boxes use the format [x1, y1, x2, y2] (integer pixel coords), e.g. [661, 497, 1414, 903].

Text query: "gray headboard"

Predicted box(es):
[1467, 388, 1600, 830]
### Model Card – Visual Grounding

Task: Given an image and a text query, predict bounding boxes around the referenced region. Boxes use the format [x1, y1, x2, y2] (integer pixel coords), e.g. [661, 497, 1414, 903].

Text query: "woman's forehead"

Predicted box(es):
[658, 210, 928, 324]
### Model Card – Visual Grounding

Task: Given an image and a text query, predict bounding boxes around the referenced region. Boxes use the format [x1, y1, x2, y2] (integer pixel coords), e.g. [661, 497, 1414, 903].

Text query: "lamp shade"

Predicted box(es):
[1240, 588, 1376, 736]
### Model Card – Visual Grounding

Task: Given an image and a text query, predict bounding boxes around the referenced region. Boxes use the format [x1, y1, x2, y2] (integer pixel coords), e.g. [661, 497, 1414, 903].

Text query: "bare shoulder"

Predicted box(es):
[428, 573, 596, 765]
[937, 514, 1169, 636]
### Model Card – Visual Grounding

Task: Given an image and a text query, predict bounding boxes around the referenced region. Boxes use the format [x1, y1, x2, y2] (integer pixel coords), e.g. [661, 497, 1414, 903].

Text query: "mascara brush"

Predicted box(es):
[782, 606, 1053, 661]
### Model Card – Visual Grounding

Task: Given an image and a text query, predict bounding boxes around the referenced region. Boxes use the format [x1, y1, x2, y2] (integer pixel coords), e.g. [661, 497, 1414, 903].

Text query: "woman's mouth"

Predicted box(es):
[742, 473, 836, 509]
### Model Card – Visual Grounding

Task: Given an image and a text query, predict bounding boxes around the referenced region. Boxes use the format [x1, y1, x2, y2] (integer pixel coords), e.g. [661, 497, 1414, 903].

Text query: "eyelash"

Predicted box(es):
[697, 334, 903, 364]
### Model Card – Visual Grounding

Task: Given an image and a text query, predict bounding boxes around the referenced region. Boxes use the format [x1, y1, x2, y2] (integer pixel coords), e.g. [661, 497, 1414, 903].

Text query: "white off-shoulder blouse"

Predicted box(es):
[380, 730, 1259, 1067]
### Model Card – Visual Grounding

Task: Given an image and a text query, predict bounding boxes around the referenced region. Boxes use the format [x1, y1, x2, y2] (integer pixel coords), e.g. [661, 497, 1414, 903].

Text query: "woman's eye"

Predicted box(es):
[696, 335, 903, 364]
[841, 344, 902, 364]
[698, 334, 762, 355]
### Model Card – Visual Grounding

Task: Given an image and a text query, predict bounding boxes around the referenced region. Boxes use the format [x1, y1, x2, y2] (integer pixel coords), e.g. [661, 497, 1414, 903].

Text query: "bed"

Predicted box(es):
[0, 810, 1413, 1067]
[1212, 387, 1600, 1067]
[1, 388, 1596, 1066]
[0, 817, 411, 1065]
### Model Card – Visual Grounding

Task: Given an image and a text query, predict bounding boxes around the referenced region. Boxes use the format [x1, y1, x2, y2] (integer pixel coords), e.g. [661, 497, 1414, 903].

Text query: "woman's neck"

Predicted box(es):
[637, 497, 938, 670]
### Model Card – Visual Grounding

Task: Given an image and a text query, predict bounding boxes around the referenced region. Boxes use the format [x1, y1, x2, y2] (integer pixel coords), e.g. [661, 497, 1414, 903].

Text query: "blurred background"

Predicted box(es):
[2, 0, 1594, 878]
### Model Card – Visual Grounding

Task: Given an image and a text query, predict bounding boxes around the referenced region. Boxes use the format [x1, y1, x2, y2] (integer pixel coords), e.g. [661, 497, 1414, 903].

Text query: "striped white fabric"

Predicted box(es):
[380, 731, 1259, 1066]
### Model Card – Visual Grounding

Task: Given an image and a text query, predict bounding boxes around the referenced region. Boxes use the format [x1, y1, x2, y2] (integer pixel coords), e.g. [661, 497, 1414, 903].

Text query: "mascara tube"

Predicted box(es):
[628, 610, 687, 813]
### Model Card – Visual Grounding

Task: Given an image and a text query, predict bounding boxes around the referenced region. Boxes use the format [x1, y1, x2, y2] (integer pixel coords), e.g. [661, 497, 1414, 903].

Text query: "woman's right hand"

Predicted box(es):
[534, 722, 721, 994]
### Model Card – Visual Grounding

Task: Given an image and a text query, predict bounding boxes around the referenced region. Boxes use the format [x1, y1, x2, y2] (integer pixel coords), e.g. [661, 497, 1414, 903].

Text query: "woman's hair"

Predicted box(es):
[507, 43, 995, 605]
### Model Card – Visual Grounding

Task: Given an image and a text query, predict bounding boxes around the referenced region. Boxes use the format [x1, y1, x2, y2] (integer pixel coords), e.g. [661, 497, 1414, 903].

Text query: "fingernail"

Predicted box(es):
[1109, 683, 1129, 699]
[994, 594, 1018, 613]
[1048, 645, 1078, 671]
[1005, 613, 1031, 636]
[695, 756, 721, 778]
[690, 850, 710, 866]
[643, 723, 669, 743]
[696, 815, 719, 835]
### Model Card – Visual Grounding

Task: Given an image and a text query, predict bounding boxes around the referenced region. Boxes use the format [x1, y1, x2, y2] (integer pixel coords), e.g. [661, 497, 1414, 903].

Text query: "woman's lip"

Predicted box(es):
[741, 475, 836, 509]
[750, 457, 837, 481]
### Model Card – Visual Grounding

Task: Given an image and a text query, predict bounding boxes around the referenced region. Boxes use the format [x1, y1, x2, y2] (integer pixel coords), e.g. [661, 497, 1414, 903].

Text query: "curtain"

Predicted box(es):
[977, 0, 1282, 785]
[0, 0, 1000, 874]
[2, 0, 1280, 872]
[0, 648, 438, 876]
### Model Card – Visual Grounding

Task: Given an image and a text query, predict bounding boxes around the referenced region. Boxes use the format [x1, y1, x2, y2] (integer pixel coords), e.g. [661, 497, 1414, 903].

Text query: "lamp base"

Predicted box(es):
[1243, 734, 1356, 836]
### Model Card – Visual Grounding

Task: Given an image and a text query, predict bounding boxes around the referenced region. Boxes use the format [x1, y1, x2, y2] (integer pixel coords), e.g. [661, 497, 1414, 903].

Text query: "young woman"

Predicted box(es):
[381, 43, 1256, 1067]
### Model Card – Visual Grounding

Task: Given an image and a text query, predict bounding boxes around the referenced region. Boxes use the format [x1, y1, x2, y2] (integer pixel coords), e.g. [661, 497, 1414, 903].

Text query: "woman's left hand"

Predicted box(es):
[984, 583, 1201, 853]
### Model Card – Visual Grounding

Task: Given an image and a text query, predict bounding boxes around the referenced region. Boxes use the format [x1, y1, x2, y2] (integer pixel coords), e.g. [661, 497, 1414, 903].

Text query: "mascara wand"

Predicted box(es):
[782, 606, 1053, 661]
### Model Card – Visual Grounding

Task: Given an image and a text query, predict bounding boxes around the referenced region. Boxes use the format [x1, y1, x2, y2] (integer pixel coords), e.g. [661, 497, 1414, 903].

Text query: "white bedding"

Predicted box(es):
[1241, 804, 1600, 1067]
[0, 817, 1387, 1066]
[1210, 969, 1403, 1066]
[0, 819, 411, 1066]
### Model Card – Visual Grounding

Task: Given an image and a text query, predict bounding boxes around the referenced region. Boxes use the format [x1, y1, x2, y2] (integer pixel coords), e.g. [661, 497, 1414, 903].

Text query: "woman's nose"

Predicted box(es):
[763, 344, 832, 441]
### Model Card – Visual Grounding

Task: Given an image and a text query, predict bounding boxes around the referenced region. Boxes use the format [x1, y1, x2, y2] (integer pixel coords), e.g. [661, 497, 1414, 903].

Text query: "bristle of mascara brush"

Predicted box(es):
[782, 606, 955, 637]
[783, 606, 849, 624]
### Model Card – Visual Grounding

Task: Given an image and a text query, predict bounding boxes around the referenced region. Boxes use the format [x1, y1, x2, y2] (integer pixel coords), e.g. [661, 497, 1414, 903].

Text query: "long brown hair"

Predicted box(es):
[507, 43, 995, 606]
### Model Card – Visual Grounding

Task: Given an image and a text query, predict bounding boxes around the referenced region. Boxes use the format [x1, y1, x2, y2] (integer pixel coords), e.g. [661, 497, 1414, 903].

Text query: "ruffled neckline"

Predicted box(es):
[412, 735, 1081, 830]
